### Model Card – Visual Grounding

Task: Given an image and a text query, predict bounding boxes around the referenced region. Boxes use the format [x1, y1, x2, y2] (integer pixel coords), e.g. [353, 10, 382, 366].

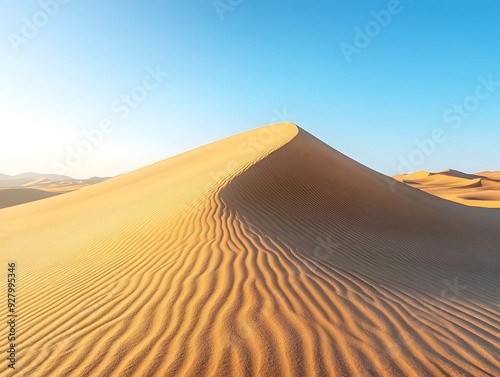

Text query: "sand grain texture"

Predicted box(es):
[1, 123, 499, 377]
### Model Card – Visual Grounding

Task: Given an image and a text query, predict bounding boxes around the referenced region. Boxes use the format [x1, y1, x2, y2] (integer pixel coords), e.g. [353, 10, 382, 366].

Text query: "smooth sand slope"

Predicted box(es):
[1, 123, 499, 376]
[395, 169, 500, 208]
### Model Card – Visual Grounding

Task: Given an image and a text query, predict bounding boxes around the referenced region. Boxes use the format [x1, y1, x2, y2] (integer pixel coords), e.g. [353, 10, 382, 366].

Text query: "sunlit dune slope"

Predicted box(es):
[1, 123, 499, 377]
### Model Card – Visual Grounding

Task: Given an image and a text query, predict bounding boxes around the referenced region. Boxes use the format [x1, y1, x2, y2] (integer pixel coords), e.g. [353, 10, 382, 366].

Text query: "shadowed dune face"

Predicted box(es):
[0, 188, 61, 209]
[223, 130, 500, 275]
[219, 129, 499, 375]
[0, 123, 499, 377]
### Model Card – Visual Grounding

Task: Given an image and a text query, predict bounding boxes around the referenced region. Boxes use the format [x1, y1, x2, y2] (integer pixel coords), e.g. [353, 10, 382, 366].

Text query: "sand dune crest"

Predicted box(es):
[1, 123, 498, 376]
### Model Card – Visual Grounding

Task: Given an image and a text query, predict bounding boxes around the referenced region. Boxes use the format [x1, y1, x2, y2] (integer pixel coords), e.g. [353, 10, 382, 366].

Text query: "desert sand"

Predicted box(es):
[0, 174, 108, 209]
[1, 123, 499, 376]
[395, 169, 500, 208]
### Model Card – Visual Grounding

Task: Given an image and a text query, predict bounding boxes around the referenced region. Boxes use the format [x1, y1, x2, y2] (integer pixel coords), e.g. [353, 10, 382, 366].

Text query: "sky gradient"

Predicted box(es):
[1, 0, 499, 178]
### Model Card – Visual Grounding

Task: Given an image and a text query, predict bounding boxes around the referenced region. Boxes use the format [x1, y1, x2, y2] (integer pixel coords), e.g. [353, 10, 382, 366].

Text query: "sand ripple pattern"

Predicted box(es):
[1, 124, 498, 376]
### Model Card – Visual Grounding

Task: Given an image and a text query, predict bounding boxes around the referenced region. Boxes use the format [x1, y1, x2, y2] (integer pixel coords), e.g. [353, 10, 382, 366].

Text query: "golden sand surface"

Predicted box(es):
[395, 169, 500, 208]
[1, 124, 498, 376]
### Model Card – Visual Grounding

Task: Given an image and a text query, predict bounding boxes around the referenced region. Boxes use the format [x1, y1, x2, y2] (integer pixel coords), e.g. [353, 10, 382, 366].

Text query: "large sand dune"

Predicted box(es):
[1, 123, 499, 376]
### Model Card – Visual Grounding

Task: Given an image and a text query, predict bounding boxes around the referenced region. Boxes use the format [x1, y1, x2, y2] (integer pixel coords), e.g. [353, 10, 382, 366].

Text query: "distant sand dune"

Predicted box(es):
[396, 169, 500, 208]
[0, 174, 109, 209]
[1, 124, 498, 376]
[0, 188, 61, 209]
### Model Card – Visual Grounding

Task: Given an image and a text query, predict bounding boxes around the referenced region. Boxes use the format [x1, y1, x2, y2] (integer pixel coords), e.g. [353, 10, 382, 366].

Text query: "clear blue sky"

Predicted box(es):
[1, 0, 499, 178]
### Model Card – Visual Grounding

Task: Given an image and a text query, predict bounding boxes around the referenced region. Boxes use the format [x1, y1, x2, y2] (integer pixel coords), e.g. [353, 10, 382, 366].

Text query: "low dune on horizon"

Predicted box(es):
[395, 169, 500, 208]
[0, 174, 109, 209]
[1, 123, 499, 376]
[3, 159, 499, 212]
